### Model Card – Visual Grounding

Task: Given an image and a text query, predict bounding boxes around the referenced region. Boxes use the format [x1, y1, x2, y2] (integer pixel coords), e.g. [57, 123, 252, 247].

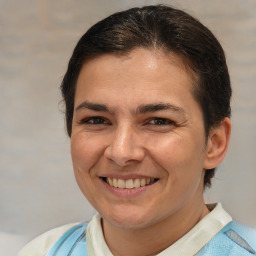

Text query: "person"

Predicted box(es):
[18, 4, 256, 256]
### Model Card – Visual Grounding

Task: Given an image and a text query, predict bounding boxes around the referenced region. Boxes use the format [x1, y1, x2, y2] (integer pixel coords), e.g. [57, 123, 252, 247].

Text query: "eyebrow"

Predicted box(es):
[135, 103, 186, 115]
[75, 101, 113, 113]
[75, 101, 186, 116]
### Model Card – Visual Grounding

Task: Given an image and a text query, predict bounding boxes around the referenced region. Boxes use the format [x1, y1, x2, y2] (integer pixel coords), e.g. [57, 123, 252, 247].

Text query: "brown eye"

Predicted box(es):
[82, 117, 108, 125]
[148, 118, 173, 125]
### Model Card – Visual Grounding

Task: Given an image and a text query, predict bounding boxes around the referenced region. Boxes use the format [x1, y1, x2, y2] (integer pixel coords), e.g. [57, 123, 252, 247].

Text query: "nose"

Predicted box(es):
[104, 125, 145, 166]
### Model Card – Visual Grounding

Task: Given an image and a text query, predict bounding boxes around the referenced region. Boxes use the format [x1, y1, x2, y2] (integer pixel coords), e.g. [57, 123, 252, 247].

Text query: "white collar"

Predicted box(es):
[86, 203, 232, 256]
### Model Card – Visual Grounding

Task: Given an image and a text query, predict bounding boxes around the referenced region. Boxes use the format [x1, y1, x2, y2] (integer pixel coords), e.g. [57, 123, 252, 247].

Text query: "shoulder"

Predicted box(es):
[18, 223, 79, 256]
[197, 221, 256, 256]
[225, 222, 256, 254]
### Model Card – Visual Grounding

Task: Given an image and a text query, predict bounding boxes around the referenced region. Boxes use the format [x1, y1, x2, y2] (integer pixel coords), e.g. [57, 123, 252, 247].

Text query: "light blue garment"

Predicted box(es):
[46, 221, 256, 256]
[196, 222, 256, 255]
[46, 223, 87, 256]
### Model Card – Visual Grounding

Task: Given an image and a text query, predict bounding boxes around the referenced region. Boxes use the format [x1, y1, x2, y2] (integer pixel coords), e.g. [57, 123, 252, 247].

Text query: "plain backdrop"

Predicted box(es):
[0, 0, 255, 255]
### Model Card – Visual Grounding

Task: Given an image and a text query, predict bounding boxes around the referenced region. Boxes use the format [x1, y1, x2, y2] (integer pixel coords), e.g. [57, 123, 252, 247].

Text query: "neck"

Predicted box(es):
[102, 199, 210, 256]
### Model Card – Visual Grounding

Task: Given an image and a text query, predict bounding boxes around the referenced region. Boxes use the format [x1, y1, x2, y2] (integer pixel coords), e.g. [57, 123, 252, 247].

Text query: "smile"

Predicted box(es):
[101, 177, 158, 189]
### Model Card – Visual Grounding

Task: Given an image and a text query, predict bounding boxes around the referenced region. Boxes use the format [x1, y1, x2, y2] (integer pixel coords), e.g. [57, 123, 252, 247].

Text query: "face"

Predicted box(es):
[71, 48, 209, 230]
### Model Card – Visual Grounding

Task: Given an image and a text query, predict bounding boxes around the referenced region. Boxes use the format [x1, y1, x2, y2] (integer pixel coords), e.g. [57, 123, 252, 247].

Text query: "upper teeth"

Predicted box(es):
[106, 177, 155, 189]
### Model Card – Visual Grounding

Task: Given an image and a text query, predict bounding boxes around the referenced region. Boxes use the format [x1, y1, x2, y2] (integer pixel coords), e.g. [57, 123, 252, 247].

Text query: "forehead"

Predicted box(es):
[75, 48, 201, 114]
[76, 48, 195, 92]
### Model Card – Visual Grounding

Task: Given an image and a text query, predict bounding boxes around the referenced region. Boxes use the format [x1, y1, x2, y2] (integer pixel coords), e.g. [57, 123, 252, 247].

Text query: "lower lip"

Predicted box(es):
[100, 179, 157, 197]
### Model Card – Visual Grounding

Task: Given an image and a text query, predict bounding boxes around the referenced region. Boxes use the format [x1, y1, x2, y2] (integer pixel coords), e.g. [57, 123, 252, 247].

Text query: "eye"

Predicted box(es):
[148, 118, 174, 125]
[81, 116, 109, 125]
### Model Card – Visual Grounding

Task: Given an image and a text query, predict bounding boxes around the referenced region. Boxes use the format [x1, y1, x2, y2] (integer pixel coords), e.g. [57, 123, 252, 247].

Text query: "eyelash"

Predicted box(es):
[80, 116, 109, 125]
[147, 118, 174, 126]
[80, 116, 174, 126]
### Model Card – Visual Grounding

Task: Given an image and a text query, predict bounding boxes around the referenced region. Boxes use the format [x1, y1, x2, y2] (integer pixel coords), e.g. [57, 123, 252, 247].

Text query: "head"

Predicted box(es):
[63, 5, 232, 236]
[61, 5, 231, 189]
[61, 5, 231, 188]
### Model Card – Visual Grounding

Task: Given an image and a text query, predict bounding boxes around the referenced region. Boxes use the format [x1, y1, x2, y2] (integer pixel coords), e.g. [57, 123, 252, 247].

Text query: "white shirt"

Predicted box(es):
[18, 203, 232, 256]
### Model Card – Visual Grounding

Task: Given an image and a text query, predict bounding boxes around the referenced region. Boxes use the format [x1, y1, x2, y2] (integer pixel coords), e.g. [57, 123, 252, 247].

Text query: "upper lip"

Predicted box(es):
[99, 174, 159, 180]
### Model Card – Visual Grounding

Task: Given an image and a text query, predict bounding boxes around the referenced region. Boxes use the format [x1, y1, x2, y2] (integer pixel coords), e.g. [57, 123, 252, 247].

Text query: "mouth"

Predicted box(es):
[100, 177, 159, 189]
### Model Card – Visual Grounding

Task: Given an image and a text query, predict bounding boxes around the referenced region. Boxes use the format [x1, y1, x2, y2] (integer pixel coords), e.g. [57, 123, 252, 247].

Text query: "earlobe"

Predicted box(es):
[203, 117, 232, 170]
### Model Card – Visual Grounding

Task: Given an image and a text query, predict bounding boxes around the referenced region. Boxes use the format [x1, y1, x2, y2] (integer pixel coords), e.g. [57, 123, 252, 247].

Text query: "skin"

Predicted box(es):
[71, 48, 231, 256]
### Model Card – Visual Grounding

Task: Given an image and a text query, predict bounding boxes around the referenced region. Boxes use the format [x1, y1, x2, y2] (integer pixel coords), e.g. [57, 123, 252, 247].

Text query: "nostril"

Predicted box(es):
[104, 143, 146, 167]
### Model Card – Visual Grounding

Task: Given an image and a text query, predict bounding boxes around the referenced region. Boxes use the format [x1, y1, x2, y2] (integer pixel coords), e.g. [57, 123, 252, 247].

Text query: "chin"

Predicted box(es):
[101, 206, 157, 230]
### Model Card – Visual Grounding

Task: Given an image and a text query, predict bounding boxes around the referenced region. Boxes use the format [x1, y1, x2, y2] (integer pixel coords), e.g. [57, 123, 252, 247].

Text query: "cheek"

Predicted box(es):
[146, 133, 205, 176]
[71, 134, 103, 201]
[71, 133, 103, 171]
[148, 135, 205, 204]
[146, 134, 186, 163]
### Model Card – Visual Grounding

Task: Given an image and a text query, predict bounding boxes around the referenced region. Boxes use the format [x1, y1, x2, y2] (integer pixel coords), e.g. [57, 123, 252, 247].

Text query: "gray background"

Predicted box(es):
[0, 0, 255, 255]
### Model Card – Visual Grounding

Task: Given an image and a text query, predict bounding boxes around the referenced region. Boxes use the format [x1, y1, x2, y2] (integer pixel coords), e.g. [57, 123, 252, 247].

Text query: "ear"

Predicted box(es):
[203, 117, 231, 170]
